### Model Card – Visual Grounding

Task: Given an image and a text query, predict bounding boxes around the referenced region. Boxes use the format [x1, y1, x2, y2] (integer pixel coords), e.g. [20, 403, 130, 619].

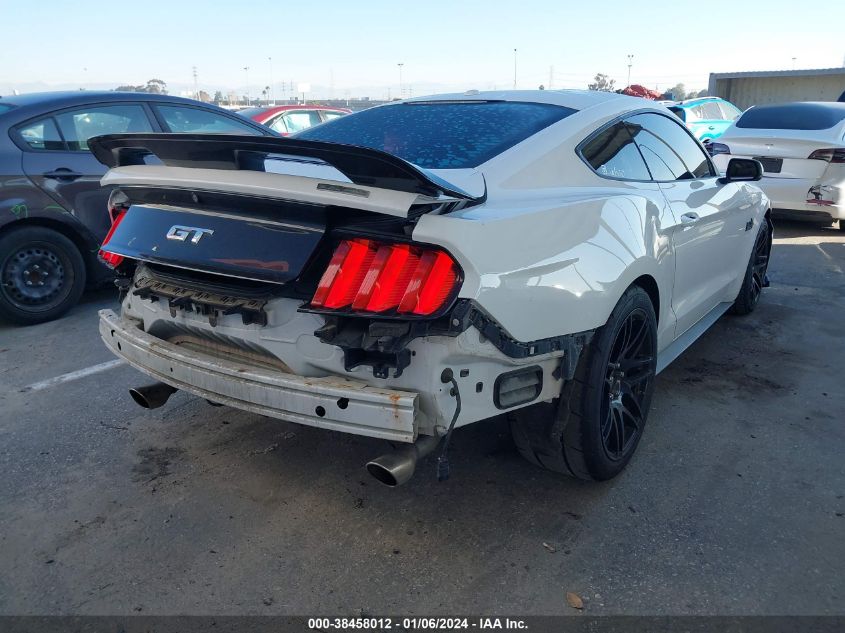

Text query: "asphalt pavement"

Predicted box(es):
[0, 220, 843, 616]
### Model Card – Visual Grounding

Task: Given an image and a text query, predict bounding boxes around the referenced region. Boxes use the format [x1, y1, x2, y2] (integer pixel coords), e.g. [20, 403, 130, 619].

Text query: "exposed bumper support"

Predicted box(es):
[99, 309, 419, 442]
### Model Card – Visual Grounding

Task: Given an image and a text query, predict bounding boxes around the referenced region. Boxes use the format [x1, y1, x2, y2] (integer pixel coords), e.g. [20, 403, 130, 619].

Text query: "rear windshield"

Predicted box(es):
[736, 103, 845, 130]
[296, 101, 576, 169]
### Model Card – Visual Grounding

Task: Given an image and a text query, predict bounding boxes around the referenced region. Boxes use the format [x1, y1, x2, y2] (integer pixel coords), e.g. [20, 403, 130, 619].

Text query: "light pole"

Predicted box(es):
[192, 65, 199, 100]
[397, 63, 404, 99]
[626, 54, 634, 88]
[268, 57, 274, 105]
[513, 49, 518, 89]
[243, 66, 250, 105]
[792, 56, 797, 69]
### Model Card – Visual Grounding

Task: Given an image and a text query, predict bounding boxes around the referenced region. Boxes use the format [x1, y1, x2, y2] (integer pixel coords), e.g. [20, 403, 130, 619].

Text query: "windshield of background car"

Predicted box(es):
[296, 101, 577, 169]
[736, 104, 845, 130]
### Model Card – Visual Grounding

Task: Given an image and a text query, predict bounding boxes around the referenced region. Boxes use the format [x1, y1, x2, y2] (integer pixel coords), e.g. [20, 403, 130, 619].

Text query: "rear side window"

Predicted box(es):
[718, 101, 741, 120]
[625, 113, 714, 181]
[297, 101, 576, 169]
[322, 111, 346, 122]
[698, 102, 724, 120]
[55, 104, 153, 151]
[737, 103, 845, 130]
[156, 105, 262, 134]
[581, 122, 651, 180]
[17, 117, 64, 150]
[271, 110, 322, 134]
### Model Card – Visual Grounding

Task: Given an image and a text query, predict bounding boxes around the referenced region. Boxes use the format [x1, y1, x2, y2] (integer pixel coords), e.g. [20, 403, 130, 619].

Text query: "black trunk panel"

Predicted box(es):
[107, 204, 325, 284]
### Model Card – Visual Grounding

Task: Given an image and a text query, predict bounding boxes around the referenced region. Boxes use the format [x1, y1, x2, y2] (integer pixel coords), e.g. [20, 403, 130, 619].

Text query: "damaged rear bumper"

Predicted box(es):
[99, 309, 419, 442]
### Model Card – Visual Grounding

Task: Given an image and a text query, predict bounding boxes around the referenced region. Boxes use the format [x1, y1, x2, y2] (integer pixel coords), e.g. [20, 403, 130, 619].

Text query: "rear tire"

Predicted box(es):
[838, 220, 845, 232]
[509, 286, 658, 481]
[730, 218, 771, 316]
[0, 226, 86, 325]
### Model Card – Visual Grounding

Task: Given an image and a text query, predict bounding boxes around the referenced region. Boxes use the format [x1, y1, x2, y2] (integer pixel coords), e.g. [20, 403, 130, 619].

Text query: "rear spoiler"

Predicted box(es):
[88, 133, 480, 201]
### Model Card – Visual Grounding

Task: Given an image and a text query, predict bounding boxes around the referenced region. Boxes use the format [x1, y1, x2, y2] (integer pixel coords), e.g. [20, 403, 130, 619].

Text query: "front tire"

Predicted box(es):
[510, 286, 658, 481]
[0, 226, 86, 325]
[730, 218, 771, 316]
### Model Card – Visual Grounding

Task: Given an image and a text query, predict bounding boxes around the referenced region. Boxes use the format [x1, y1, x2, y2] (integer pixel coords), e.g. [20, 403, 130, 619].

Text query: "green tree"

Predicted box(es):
[145, 79, 167, 94]
[588, 73, 616, 92]
[666, 83, 687, 100]
[213, 90, 224, 103]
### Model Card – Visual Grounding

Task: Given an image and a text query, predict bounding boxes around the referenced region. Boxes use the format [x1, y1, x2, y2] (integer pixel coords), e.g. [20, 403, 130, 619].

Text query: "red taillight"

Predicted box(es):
[310, 239, 460, 316]
[99, 207, 127, 268]
[808, 148, 845, 163]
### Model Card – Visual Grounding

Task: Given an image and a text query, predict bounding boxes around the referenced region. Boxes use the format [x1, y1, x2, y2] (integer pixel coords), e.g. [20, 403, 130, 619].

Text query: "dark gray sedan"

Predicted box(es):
[0, 91, 271, 324]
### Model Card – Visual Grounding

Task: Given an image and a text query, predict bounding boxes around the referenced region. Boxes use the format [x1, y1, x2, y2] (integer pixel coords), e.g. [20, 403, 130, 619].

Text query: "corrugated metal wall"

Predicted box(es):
[713, 75, 845, 109]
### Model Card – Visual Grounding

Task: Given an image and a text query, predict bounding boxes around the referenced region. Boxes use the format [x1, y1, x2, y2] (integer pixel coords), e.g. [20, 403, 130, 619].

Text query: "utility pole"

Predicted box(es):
[397, 62, 404, 99]
[192, 66, 199, 100]
[243, 66, 250, 105]
[626, 54, 634, 88]
[513, 49, 518, 89]
[549, 65, 553, 90]
[268, 57, 274, 105]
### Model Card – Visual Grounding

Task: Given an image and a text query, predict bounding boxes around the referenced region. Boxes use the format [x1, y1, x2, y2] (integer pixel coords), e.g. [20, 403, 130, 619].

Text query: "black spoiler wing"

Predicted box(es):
[88, 133, 479, 201]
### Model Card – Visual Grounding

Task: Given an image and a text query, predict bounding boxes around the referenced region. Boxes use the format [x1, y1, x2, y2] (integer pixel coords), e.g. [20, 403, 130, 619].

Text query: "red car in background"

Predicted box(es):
[238, 104, 351, 135]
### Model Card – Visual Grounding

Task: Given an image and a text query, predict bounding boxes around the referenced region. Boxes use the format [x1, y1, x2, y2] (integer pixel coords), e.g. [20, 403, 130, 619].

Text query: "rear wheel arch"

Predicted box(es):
[630, 274, 660, 325]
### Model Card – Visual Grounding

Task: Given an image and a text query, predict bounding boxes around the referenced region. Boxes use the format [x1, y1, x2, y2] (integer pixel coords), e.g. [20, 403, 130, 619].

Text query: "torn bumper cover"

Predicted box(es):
[99, 309, 419, 442]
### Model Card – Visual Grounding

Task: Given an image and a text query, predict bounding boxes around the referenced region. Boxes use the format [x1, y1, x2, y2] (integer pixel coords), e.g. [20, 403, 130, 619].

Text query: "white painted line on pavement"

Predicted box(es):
[24, 359, 126, 392]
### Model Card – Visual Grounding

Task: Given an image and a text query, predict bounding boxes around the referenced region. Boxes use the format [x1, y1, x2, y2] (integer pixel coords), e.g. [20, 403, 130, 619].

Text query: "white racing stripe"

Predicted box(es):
[25, 359, 126, 392]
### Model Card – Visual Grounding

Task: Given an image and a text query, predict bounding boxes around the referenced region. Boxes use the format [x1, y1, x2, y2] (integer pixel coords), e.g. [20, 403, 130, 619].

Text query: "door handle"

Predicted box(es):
[708, 125, 716, 130]
[680, 212, 700, 224]
[43, 168, 83, 181]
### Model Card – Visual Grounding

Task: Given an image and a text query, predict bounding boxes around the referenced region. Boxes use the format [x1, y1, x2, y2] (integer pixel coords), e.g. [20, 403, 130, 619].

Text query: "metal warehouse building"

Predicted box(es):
[708, 67, 845, 109]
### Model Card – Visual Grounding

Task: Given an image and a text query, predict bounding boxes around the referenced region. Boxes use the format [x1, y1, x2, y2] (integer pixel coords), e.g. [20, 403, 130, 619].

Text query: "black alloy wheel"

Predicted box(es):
[600, 308, 655, 461]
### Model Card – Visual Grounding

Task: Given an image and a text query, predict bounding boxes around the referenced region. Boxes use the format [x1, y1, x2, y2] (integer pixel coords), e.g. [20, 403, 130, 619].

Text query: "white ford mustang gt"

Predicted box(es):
[91, 90, 772, 486]
[710, 101, 845, 229]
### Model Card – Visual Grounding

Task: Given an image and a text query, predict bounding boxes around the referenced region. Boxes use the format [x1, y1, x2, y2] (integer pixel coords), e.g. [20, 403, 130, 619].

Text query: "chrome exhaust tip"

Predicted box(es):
[129, 382, 178, 409]
[366, 435, 439, 487]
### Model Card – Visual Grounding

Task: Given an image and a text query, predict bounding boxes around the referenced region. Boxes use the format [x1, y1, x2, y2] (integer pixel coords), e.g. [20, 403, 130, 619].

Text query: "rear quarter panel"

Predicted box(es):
[413, 184, 677, 350]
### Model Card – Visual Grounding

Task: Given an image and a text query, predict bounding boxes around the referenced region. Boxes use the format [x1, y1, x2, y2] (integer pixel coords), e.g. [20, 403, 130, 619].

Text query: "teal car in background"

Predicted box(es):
[668, 97, 742, 143]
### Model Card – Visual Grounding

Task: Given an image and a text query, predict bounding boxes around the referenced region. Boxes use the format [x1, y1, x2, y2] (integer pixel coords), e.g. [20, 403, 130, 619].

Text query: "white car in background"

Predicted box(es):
[710, 102, 845, 230]
[91, 91, 772, 486]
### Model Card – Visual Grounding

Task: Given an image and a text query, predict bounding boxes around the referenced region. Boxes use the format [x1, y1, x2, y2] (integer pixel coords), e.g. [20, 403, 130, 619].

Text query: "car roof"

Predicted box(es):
[0, 91, 228, 121]
[677, 97, 723, 107]
[403, 89, 641, 111]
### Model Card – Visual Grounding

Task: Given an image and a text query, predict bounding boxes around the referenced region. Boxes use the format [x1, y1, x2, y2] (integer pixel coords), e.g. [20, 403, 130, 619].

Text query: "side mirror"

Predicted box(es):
[719, 157, 762, 183]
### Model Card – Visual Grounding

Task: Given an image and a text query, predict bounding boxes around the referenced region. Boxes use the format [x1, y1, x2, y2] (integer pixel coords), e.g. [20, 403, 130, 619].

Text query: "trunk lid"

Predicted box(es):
[92, 133, 482, 284]
[721, 130, 839, 179]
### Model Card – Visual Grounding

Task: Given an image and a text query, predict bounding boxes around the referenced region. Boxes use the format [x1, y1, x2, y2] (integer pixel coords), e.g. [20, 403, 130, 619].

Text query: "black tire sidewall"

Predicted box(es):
[580, 287, 657, 480]
[731, 219, 771, 315]
[0, 226, 86, 325]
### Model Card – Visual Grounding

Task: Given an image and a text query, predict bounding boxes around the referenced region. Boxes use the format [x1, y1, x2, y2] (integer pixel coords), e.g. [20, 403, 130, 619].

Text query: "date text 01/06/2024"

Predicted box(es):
[307, 617, 528, 630]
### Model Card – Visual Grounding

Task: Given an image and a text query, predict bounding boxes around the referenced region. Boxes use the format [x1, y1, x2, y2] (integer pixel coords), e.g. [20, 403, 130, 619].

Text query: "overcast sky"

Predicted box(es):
[2, 0, 842, 98]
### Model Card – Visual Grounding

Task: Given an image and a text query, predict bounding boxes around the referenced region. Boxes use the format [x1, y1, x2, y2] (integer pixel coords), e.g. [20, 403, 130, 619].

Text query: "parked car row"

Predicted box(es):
[0, 91, 349, 324]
